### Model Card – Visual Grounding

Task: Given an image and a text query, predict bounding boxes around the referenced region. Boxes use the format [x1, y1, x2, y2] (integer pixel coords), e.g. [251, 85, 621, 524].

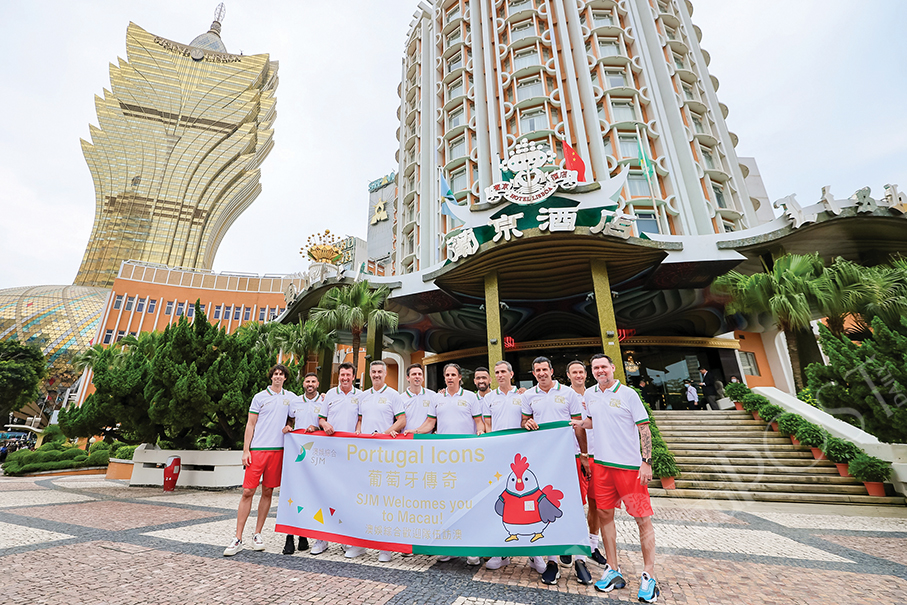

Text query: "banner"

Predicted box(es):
[276, 422, 591, 557]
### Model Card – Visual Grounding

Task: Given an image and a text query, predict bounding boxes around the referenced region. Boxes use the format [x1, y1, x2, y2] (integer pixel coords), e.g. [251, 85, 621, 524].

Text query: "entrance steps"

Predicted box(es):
[649, 410, 905, 506]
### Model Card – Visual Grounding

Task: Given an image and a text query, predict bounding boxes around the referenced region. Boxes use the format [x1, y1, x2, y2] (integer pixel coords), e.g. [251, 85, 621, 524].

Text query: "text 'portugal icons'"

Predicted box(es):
[495, 453, 564, 543]
[296, 442, 314, 462]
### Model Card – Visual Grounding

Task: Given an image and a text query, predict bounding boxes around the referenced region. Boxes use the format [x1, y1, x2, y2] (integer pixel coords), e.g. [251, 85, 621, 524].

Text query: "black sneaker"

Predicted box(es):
[541, 561, 561, 585]
[559, 554, 573, 567]
[575, 559, 593, 585]
[282, 534, 295, 555]
[590, 547, 607, 566]
[298, 537, 309, 551]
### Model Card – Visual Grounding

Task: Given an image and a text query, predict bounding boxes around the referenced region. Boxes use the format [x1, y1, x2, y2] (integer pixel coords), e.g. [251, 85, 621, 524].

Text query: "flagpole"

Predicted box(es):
[636, 124, 656, 203]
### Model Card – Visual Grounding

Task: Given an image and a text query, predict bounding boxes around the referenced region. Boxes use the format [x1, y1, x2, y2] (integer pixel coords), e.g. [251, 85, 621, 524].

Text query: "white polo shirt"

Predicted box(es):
[290, 393, 324, 432]
[249, 386, 295, 450]
[320, 386, 362, 433]
[586, 380, 650, 470]
[359, 384, 406, 434]
[403, 387, 436, 431]
[483, 387, 524, 431]
[573, 386, 594, 456]
[521, 381, 585, 454]
[432, 387, 483, 435]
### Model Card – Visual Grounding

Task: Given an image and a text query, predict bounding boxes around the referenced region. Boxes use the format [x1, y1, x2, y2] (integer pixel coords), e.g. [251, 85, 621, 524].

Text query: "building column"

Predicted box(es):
[317, 347, 333, 390]
[590, 259, 627, 384]
[485, 271, 504, 388]
[363, 314, 384, 390]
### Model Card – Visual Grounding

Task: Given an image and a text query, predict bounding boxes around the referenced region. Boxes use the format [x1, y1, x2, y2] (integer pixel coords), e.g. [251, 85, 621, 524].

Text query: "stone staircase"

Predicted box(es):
[648, 410, 905, 506]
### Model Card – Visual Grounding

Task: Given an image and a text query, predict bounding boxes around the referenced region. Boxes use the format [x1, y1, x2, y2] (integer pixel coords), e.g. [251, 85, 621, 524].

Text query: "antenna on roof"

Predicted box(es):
[214, 3, 226, 24]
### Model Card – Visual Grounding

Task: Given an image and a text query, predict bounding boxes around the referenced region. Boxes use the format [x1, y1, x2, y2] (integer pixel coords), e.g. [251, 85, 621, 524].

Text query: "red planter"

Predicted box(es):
[810, 448, 827, 461]
[790, 436, 801, 446]
[863, 482, 885, 497]
[660, 477, 676, 490]
[835, 463, 851, 477]
[752, 411, 761, 421]
[770, 422, 779, 432]
[734, 401, 744, 411]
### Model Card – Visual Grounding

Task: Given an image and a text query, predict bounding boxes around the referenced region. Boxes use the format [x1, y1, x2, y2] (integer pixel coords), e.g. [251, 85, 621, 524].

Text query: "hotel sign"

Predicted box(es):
[484, 140, 577, 206]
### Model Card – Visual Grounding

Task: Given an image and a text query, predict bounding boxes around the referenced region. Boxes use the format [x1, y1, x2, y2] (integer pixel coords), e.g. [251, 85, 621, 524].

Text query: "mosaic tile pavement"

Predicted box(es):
[0, 474, 905, 604]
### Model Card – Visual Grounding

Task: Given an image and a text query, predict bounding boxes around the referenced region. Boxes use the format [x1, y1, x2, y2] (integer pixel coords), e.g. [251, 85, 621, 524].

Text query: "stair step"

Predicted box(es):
[676, 472, 860, 484]
[675, 464, 841, 475]
[652, 412, 752, 418]
[674, 454, 832, 465]
[663, 436, 791, 444]
[670, 480, 868, 494]
[670, 448, 815, 458]
[648, 488, 907, 506]
[657, 422, 769, 429]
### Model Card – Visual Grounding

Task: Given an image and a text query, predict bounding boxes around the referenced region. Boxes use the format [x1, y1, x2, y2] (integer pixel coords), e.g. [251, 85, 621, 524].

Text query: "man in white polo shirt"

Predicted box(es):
[314, 361, 362, 558]
[357, 360, 406, 562]
[572, 353, 659, 603]
[521, 356, 592, 586]
[224, 364, 295, 557]
[402, 363, 435, 433]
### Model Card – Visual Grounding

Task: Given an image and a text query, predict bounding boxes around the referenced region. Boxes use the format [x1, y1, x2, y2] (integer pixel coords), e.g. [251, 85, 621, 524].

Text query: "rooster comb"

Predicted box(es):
[510, 453, 529, 476]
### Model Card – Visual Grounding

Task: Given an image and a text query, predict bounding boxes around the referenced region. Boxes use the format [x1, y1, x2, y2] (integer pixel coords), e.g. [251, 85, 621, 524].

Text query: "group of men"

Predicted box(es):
[225, 354, 660, 603]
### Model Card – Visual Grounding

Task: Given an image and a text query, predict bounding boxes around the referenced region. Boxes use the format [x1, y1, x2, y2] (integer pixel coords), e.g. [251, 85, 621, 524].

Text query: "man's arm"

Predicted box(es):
[521, 414, 539, 430]
[355, 416, 363, 435]
[242, 412, 258, 467]
[637, 423, 653, 485]
[404, 417, 436, 435]
[319, 416, 335, 435]
[570, 417, 593, 430]
[573, 417, 588, 453]
[386, 413, 406, 437]
[473, 416, 486, 435]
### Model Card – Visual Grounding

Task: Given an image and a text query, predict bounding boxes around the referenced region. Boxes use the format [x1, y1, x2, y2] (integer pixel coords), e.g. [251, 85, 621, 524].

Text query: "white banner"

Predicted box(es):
[276, 423, 590, 556]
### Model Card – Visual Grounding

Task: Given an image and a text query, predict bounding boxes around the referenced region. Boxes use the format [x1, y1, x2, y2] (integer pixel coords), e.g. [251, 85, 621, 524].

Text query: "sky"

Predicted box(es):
[0, 1, 905, 289]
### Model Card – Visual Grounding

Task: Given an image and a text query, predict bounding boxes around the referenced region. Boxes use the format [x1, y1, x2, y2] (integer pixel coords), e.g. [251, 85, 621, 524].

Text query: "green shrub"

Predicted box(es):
[795, 423, 829, 448]
[848, 453, 892, 482]
[740, 393, 769, 413]
[85, 450, 109, 466]
[821, 437, 863, 464]
[725, 382, 751, 401]
[41, 424, 67, 443]
[796, 386, 820, 409]
[37, 441, 64, 452]
[651, 445, 680, 478]
[776, 413, 806, 436]
[758, 404, 786, 423]
[112, 445, 137, 460]
[0, 443, 106, 476]
[62, 448, 89, 461]
[88, 441, 111, 453]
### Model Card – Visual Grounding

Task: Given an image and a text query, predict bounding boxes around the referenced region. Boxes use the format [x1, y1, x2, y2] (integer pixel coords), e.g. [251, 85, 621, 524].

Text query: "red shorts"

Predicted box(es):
[591, 463, 654, 518]
[243, 450, 283, 489]
[575, 457, 588, 505]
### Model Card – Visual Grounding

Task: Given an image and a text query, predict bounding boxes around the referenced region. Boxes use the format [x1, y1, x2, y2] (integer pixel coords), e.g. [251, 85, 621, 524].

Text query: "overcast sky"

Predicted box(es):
[1, 1, 904, 289]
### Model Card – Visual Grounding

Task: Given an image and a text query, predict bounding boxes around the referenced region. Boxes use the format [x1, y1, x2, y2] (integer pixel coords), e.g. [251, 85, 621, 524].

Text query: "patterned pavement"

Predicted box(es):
[1, 475, 906, 604]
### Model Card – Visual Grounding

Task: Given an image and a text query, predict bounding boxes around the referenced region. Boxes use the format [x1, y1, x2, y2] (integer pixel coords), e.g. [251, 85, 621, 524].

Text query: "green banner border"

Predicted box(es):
[413, 421, 570, 440]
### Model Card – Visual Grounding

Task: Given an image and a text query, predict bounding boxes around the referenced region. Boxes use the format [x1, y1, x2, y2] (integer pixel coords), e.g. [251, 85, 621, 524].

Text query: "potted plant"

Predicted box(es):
[776, 413, 806, 444]
[757, 404, 785, 431]
[652, 446, 680, 490]
[740, 393, 769, 419]
[848, 453, 892, 496]
[821, 437, 862, 477]
[725, 383, 751, 410]
[795, 423, 829, 459]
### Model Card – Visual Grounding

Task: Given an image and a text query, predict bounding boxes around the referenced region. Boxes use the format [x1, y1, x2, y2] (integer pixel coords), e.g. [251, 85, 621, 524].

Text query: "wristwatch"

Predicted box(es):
[641, 457, 651, 465]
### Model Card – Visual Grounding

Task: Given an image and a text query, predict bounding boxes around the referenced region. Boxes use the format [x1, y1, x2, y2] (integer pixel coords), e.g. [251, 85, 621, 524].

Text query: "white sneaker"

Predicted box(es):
[402, 552, 414, 558]
[466, 556, 482, 566]
[378, 550, 393, 562]
[485, 556, 510, 570]
[251, 533, 265, 551]
[529, 556, 547, 574]
[344, 546, 366, 559]
[438, 555, 453, 562]
[310, 539, 329, 555]
[223, 537, 243, 556]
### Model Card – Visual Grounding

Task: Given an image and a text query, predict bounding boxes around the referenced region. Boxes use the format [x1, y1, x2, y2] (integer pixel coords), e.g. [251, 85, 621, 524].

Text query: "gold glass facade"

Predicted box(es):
[74, 22, 278, 288]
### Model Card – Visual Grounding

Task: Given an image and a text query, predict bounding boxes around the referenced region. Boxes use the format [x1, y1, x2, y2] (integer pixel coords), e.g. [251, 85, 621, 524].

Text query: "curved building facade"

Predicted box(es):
[74, 17, 279, 288]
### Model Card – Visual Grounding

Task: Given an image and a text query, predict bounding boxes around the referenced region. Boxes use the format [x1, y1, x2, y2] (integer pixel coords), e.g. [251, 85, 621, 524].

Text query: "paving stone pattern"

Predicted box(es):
[0, 475, 905, 604]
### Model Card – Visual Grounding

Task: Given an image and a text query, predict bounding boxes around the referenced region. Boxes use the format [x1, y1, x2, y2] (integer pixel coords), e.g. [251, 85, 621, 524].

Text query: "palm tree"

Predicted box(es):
[271, 321, 337, 379]
[234, 320, 282, 360]
[72, 344, 106, 374]
[849, 262, 907, 335]
[815, 257, 865, 338]
[309, 280, 398, 378]
[714, 253, 829, 392]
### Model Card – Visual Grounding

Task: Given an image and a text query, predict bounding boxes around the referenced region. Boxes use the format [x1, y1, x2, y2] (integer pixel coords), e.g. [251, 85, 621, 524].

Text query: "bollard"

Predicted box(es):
[163, 455, 181, 491]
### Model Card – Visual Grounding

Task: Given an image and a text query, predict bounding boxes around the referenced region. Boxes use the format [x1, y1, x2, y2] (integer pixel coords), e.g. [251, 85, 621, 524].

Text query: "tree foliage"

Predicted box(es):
[0, 339, 47, 420]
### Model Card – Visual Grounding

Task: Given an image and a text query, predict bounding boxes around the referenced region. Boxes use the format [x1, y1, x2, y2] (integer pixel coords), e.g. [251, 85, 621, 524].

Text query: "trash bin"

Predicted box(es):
[163, 455, 181, 491]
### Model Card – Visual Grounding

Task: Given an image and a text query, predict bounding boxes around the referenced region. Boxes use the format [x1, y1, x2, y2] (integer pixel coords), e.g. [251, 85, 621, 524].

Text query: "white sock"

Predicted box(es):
[548, 555, 557, 562]
[589, 533, 600, 550]
[576, 554, 586, 562]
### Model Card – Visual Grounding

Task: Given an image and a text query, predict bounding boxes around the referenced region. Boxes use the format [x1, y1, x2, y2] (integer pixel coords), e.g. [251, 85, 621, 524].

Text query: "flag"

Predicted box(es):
[636, 126, 657, 199]
[439, 170, 456, 203]
[562, 141, 586, 182]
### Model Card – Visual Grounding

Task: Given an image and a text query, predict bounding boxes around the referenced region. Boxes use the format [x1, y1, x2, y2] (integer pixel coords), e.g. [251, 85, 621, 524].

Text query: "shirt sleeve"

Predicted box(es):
[481, 395, 491, 418]
[249, 392, 263, 415]
[568, 389, 584, 418]
[391, 392, 405, 418]
[471, 393, 483, 418]
[520, 392, 533, 417]
[427, 392, 438, 418]
[628, 389, 650, 425]
[318, 394, 330, 419]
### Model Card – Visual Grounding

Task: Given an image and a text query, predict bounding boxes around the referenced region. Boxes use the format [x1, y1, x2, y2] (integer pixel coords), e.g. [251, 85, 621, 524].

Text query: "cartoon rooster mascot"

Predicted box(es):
[495, 453, 563, 542]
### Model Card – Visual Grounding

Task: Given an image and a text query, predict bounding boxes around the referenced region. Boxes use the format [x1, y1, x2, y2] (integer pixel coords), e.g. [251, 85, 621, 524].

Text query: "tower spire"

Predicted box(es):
[209, 3, 226, 36]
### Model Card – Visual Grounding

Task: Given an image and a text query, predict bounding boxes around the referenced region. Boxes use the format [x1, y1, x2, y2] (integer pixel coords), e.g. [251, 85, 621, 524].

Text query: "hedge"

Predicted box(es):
[1, 447, 107, 476]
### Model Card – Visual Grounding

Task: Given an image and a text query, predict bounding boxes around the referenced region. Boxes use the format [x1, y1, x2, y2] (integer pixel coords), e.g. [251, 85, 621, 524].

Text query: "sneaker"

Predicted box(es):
[594, 566, 626, 592]
[298, 537, 309, 551]
[250, 533, 265, 551]
[528, 556, 547, 574]
[638, 572, 660, 603]
[344, 546, 366, 559]
[466, 556, 482, 566]
[590, 547, 608, 566]
[310, 539, 329, 555]
[378, 550, 393, 563]
[282, 534, 295, 555]
[438, 555, 454, 562]
[485, 556, 510, 570]
[575, 559, 593, 585]
[402, 552, 414, 558]
[223, 537, 243, 556]
[541, 561, 560, 585]
[559, 554, 573, 567]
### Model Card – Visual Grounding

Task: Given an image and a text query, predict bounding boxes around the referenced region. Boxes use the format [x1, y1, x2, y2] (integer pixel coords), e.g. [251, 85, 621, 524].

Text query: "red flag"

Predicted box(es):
[562, 141, 586, 182]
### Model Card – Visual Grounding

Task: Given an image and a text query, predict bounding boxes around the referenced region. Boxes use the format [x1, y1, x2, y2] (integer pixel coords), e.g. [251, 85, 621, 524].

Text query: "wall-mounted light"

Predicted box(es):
[606, 330, 615, 338]
[490, 338, 498, 344]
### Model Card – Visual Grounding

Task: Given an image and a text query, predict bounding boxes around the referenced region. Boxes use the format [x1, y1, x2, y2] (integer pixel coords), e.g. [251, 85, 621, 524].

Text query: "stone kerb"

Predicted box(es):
[754, 386, 907, 496]
[130, 444, 243, 488]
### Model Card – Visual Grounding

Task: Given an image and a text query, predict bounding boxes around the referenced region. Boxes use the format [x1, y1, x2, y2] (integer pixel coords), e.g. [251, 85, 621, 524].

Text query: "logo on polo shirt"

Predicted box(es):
[351, 397, 359, 405]
[512, 398, 522, 406]
[423, 399, 430, 407]
[554, 395, 566, 405]
[313, 406, 321, 415]
[458, 400, 468, 407]
[610, 398, 622, 408]
[378, 397, 388, 405]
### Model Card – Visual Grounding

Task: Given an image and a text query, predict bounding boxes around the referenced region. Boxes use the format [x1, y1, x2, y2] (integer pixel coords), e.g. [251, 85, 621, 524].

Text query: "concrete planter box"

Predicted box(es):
[130, 444, 243, 488]
[21, 467, 107, 478]
[106, 459, 134, 480]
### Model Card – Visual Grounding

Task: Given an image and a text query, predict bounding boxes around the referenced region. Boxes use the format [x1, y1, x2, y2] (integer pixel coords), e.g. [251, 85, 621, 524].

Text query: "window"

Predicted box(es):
[448, 79, 464, 100]
[673, 53, 686, 70]
[116, 330, 125, 342]
[628, 173, 651, 197]
[691, 113, 705, 134]
[657, 0, 671, 14]
[516, 78, 543, 102]
[602, 135, 613, 156]
[593, 11, 614, 27]
[449, 107, 464, 128]
[723, 220, 737, 233]
[513, 49, 539, 70]
[165, 301, 173, 315]
[259, 308, 266, 321]
[147, 299, 156, 314]
[233, 307, 242, 321]
[511, 22, 533, 42]
[136, 298, 145, 313]
[682, 83, 695, 101]
[244, 308, 251, 321]
[187, 305, 194, 318]
[519, 108, 547, 133]
[198, 304, 205, 314]
[598, 39, 620, 57]
[103, 330, 113, 345]
[635, 210, 660, 234]
[129, 332, 136, 337]
[113, 295, 123, 310]
[509, 0, 532, 15]
[124, 296, 135, 311]
[740, 351, 760, 376]
[619, 134, 638, 159]
[612, 101, 635, 122]
[712, 183, 727, 208]
[176, 302, 185, 316]
[214, 305, 222, 320]
[449, 137, 466, 159]
[446, 5, 460, 22]
[447, 28, 461, 48]
[701, 147, 716, 170]
[604, 70, 626, 89]
[450, 168, 468, 192]
[447, 53, 462, 73]
[664, 25, 677, 40]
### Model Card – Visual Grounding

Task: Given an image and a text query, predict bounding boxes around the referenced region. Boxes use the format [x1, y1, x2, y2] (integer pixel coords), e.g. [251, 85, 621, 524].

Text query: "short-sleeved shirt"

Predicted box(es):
[289, 393, 324, 431]
[432, 388, 483, 435]
[586, 380, 650, 470]
[521, 381, 585, 454]
[320, 386, 362, 433]
[249, 387, 295, 450]
[483, 387, 524, 431]
[573, 387, 594, 456]
[403, 387, 436, 431]
[359, 384, 406, 434]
